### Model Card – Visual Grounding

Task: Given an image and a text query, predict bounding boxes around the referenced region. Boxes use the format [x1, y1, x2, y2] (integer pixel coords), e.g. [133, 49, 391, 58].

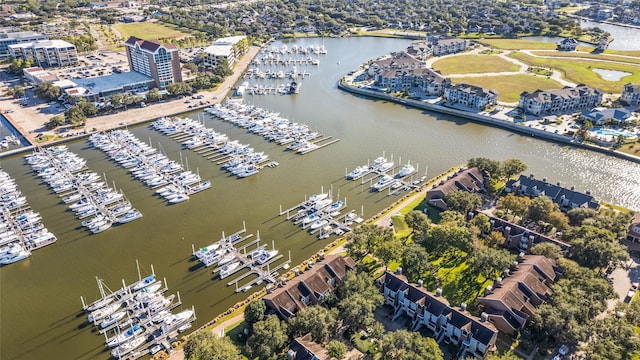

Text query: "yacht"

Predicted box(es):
[373, 175, 394, 191]
[217, 252, 237, 266]
[397, 164, 416, 178]
[219, 261, 241, 279]
[347, 166, 368, 180]
[110, 336, 146, 358]
[256, 249, 278, 265]
[88, 302, 122, 323]
[131, 275, 156, 292]
[0, 247, 31, 265]
[106, 324, 144, 347]
[370, 156, 387, 169]
[164, 308, 194, 326]
[100, 311, 126, 329]
[378, 162, 395, 172]
[310, 219, 329, 231]
[116, 210, 143, 224]
[194, 241, 221, 259]
[168, 193, 190, 204]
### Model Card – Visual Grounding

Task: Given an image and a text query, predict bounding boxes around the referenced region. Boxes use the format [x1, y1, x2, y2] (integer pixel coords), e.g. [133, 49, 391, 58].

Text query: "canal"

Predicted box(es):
[1, 36, 640, 360]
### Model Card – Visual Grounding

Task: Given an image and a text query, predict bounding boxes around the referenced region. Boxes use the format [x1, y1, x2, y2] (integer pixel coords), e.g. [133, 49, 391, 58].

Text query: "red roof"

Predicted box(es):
[125, 36, 173, 53]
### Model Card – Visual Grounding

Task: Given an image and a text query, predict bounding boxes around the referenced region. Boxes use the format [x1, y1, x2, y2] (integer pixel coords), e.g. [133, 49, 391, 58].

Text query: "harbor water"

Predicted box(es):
[1, 36, 640, 360]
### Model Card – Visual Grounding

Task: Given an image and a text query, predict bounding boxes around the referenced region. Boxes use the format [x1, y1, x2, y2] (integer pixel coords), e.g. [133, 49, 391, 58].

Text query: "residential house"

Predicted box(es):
[519, 84, 603, 116]
[581, 108, 632, 125]
[426, 167, 486, 210]
[621, 83, 640, 106]
[556, 38, 578, 51]
[378, 271, 498, 359]
[367, 51, 423, 78]
[287, 333, 330, 360]
[626, 213, 640, 243]
[477, 255, 557, 336]
[505, 174, 600, 211]
[444, 83, 498, 110]
[263, 255, 355, 321]
[470, 211, 571, 253]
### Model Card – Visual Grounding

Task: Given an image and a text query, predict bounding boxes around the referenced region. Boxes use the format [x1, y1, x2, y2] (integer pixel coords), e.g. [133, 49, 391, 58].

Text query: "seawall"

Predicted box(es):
[337, 80, 640, 164]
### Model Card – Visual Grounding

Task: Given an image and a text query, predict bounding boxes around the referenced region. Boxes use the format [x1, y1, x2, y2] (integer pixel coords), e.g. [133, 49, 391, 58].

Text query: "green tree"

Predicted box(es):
[581, 314, 640, 360]
[425, 222, 472, 254]
[469, 213, 491, 234]
[184, 331, 241, 360]
[591, 208, 634, 239]
[483, 231, 506, 249]
[64, 105, 86, 127]
[336, 270, 381, 301]
[374, 236, 403, 269]
[530, 242, 563, 261]
[444, 190, 482, 215]
[467, 157, 501, 177]
[569, 225, 629, 270]
[566, 207, 597, 226]
[487, 351, 522, 360]
[246, 315, 289, 360]
[401, 243, 432, 283]
[288, 305, 337, 343]
[244, 300, 266, 329]
[325, 340, 347, 359]
[146, 88, 162, 102]
[527, 196, 555, 222]
[166, 82, 193, 96]
[379, 329, 443, 360]
[338, 292, 381, 334]
[500, 158, 528, 179]
[404, 210, 430, 240]
[467, 247, 516, 282]
[45, 115, 66, 129]
[498, 193, 531, 219]
[548, 210, 569, 231]
[12, 86, 25, 98]
[34, 82, 61, 101]
[345, 224, 393, 261]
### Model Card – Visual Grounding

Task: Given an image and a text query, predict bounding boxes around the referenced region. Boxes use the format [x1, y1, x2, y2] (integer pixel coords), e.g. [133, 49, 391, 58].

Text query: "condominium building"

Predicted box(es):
[519, 84, 603, 116]
[124, 36, 182, 89]
[621, 83, 640, 106]
[444, 83, 498, 110]
[0, 30, 48, 58]
[8, 39, 78, 68]
[201, 35, 247, 69]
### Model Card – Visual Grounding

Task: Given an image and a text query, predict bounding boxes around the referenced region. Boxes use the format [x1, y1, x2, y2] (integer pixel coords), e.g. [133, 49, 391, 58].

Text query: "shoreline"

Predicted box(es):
[337, 80, 640, 165]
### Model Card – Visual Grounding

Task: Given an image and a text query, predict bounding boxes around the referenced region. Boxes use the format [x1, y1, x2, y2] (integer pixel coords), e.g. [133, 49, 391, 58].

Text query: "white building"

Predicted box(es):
[0, 30, 48, 58]
[444, 83, 498, 110]
[201, 35, 247, 69]
[519, 84, 603, 116]
[8, 39, 78, 68]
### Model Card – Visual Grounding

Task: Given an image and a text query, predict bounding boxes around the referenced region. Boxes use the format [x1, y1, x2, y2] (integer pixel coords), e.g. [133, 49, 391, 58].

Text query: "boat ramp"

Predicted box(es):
[80, 263, 197, 359]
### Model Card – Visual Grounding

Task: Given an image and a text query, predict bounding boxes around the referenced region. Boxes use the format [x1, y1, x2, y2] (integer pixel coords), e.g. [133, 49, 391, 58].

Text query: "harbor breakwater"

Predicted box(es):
[337, 80, 640, 165]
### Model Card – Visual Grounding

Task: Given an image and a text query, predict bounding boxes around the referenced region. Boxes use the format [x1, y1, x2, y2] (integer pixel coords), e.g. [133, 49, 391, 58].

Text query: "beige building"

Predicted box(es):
[519, 84, 603, 116]
[8, 39, 77, 68]
[124, 36, 182, 89]
[201, 35, 247, 69]
[444, 83, 498, 110]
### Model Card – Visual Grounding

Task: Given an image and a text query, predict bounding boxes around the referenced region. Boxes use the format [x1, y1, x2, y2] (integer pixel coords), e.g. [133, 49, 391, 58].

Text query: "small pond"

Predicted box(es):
[592, 68, 631, 81]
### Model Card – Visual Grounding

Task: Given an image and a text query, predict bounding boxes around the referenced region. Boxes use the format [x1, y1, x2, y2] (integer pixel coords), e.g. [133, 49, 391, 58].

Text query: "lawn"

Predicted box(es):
[113, 22, 192, 41]
[451, 74, 563, 102]
[477, 38, 593, 52]
[432, 54, 520, 75]
[508, 51, 640, 93]
[530, 50, 640, 65]
[428, 249, 489, 307]
[617, 142, 640, 157]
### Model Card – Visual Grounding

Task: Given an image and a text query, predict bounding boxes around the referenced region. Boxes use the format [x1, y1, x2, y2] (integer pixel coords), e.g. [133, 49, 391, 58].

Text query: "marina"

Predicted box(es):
[80, 264, 196, 360]
[152, 116, 274, 178]
[207, 99, 340, 155]
[2, 37, 640, 360]
[25, 146, 141, 233]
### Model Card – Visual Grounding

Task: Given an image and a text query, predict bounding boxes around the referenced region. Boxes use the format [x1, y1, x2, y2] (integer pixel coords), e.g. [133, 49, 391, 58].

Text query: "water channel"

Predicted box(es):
[1, 36, 640, 360]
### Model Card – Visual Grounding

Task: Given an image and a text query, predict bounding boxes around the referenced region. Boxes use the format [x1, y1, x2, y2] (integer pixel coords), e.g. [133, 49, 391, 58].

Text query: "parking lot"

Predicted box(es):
[56, 51, 129, 81]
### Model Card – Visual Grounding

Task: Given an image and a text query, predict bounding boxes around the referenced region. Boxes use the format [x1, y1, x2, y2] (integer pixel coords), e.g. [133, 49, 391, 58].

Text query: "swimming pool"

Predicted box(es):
[590, 127, 638, 142]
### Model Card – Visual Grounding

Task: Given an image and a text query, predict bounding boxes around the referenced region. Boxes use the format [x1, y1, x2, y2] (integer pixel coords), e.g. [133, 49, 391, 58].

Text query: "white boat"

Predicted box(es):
[85, 296, 115, 313]
[247, 244, 268, 260]
[168, 193, 189, 204]
[88, 302, 122, 323]
[0, 248, 31, 265]
[310, 219, 329, 230]
[100, 311, 126, 329]
[110, 336, 146, 358]
[90, 221, 112, 234]
[370, 156, 387, 169]
[313, 198, 332, 211]
[219, 261, 241, 279]
[193, 242, 221, 259]
[373, 175, 394, 191]
[347, 166, 368, 180]
[134, 283, 163, 302]
[177, 323, 192, 333]
[302, 213, 320, 226]
[116, 210, 143, 224]
[106, 324, 144, 347]
[397, 164, 416, 178]
[217, 252, 236, 266]
[378, 162, 395, 172]
[256, 250, 278, 265]
[132, 275, 156, 291]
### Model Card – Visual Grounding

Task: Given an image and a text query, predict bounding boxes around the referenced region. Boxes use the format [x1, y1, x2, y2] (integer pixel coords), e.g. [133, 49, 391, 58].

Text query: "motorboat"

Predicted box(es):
[0, 247, 31, 265]
[397, 164, 416, 178]
[134, 283, 163, 302]
[247, 244, 268, 260]
[193, 241, 221, 259]
[310, 219, 329, 231]
[164, 309, 195, 326]
[302, 213, 321, 226]
[217, 252, 236, 266]
[378, 162, 395, 172]
[347, 166, 368, 180]
[116, 210, 143, 224]
[110, 336, 146, 358]
[219, 261, 241, 279]
[90, 221, 113, 234]
[370, 156, 387, 169]
[168, 193, 190, 204]
[256, 250, 278, 265]
[373, 175, 394, 191]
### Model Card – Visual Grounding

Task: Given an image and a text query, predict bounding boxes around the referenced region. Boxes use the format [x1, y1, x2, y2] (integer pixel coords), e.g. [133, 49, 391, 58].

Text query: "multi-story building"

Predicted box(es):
[504, 174, 600, 211]
[556, 38, 578, 51]
[0, 30, 47, 58]
[367, 51, 423, 77]
[124, 36, 182, 89]
[444, 83, 498, 110]
[426, 35, 469, 57]
[425, 167, 486, 210]
[374, 67, 450, 95]
[201, 35, 246, 69]
[8, 39, 77, 68]
[621, 83, 640, 105]
[519, 84, 603, 116]
[378, 271, 498, 359]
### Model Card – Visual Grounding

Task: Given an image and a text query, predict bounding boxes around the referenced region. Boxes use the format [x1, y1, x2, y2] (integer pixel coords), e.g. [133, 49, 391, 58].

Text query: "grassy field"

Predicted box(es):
[432, 54, 520, 75]
[477, 38, 593, 52]
[113, 22, 192, 41]
[508, 51, 640, 93]
[451, 74, 562, 102]
[617, 142, 640, 157]
[605, 49, 640, 57]
[530, 50, 640, 65]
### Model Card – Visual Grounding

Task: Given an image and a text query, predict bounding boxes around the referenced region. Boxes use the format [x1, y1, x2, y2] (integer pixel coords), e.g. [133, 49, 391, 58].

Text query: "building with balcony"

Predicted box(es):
[504, 174, 600, 211]
[621, 83, 640, 106]
[124, 36, 181, 89]
[8, 39, 77, 68]
[519, 84, 603, 116]
[201, 35, 246, 69]
[425, 167, 486, 210]
[0, 30, 47, 58]
[443, 83, 498, 110]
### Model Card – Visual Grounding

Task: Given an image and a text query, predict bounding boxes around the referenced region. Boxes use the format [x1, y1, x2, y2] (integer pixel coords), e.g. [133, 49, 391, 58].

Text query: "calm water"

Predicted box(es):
[580, 19, 640, 51]
[592, 68, 632, 81]
[1, 36, 640, 360]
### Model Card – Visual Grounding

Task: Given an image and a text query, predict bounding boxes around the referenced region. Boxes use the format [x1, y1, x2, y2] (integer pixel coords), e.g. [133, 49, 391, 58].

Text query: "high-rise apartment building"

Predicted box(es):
[124, 36, 182, 89]
[8, 39, 78, 68]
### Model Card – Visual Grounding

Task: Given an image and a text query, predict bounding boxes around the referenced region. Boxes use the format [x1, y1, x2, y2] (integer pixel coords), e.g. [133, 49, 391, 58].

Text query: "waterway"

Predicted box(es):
[1, 36, 640, 360]
[579, 19, 640, 51]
